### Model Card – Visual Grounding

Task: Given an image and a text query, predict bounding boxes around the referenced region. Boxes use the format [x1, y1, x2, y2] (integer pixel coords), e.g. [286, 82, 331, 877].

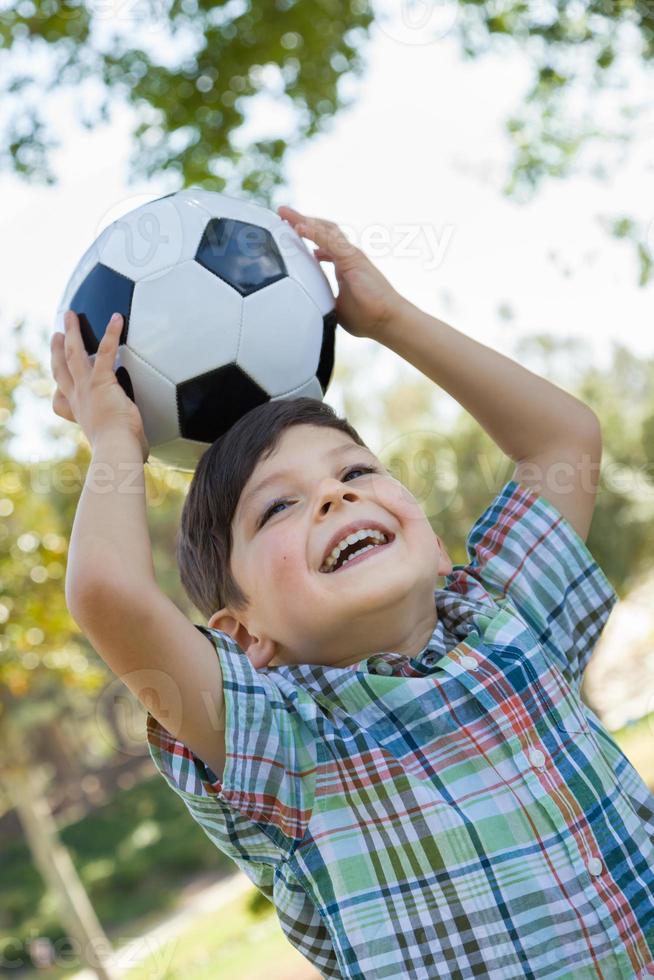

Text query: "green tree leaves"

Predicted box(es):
[1, 0, 374, 198]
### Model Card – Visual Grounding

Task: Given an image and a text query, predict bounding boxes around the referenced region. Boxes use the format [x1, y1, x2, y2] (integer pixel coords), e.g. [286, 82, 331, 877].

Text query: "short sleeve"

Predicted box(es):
[272, 863, 343, 979]
[145, 624, 318, 861]
[146, 711, 284, 878]
[443, 479, 618, 688]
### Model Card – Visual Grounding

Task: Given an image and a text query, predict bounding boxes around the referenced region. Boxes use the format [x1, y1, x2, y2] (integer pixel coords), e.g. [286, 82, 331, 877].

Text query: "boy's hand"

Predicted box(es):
[277, 205, 406, 342]
[50, 310, 149, 462]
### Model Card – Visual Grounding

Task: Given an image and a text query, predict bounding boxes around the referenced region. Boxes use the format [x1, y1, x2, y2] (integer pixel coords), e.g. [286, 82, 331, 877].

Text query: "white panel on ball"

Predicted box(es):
[238, 278, 323, 396]
[177, 188, 282, 231]
[98, 196, 210, 282]
[271, 375, 324, 403]
[271, 221, 335, 316]
[114, 348, 180, 450]
[147, 436, 209, 472]
[130, 261, 243, 383]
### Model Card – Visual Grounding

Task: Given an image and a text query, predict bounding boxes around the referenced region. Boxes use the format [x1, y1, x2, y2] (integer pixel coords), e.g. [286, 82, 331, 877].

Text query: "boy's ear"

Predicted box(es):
[207, 609, 277, 670]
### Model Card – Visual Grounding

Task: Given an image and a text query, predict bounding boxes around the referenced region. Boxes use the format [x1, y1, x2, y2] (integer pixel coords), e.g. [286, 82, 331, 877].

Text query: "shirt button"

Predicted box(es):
[529, 748, 546, 769]
[460, 655, 477, 670]
[374, 661, 393, 676]
[587, 857, 603, 877]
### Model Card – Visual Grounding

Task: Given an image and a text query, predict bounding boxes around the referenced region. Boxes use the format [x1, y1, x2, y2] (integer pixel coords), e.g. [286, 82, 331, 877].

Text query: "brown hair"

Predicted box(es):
[177, 396, 369, 620]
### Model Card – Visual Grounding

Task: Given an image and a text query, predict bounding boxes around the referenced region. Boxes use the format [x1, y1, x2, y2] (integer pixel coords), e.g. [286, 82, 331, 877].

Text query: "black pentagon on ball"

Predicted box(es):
[317, 309, 337, 395]
[177, 363, 270, 443]
[195, 218, 287, 296]
[69, 263, 133, 353]
[115, 366, 136, 405]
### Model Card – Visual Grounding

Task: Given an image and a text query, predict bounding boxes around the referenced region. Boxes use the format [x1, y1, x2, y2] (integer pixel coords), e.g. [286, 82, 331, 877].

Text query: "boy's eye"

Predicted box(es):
[258, 464, 377, 528]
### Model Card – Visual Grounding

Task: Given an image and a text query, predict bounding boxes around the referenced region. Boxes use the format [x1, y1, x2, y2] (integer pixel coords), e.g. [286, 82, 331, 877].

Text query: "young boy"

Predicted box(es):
[53, 206, 654, 978]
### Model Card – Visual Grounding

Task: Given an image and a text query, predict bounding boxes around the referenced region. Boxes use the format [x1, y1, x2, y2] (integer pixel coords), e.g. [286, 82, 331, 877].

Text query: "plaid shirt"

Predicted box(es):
[147, 479, 654, 978]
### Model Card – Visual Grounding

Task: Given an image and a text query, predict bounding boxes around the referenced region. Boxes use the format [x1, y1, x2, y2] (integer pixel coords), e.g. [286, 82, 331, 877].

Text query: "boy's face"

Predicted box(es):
[208, 424, 452, 670]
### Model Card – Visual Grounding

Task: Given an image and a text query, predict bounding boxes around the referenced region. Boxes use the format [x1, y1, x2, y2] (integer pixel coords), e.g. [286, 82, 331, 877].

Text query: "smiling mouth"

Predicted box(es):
[322, 538, 394, 574]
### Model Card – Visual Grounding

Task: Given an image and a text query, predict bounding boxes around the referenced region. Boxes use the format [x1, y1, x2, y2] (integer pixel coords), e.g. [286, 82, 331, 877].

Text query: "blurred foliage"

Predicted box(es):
[1, 0, 653, 278]
[599, 214, 653, 288]
[0, 0, 374, 202]
[247, 886, 274, 916]
[0, 322, 198, 746]
[452, 0, 654, 197]
[448, 0, 654, 285]
[0, 338, 107, 741]
[0, 773, 233, 960]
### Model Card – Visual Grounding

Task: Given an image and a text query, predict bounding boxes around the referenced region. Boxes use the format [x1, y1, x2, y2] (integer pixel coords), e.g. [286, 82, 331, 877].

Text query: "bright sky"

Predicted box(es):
[1, 8, 653, 464]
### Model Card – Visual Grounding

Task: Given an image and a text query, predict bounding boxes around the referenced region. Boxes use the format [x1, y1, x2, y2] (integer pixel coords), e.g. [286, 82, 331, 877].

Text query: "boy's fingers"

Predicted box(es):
[277, 205, 302, 222]
[52, 387, 76, 423]
[278, 206, 358, 261]
[93, 313, 123, 375]
[277, 205, 311, 230]
[51, 329, 74, 399]
[63, 310, 91, 382]
[299, 217, 355, 258]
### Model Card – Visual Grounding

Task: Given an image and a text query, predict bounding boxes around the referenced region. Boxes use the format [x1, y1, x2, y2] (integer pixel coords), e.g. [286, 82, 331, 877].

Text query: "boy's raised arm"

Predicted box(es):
[66, 431, 227, 779]
[53, 313, 227, 780]
[374, 300, 602, 543]
[279, 207, 602, 543]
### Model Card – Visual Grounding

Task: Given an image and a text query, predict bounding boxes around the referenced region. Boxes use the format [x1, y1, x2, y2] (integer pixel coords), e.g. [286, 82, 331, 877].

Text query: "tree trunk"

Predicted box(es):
[44, 717, 84, 777]
[1, 720, 117, 980]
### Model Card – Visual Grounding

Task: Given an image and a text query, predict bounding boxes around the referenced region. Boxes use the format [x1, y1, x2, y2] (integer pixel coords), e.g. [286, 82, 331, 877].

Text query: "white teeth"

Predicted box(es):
[339, 543, 378, 568]
[321, 528, 389, 573]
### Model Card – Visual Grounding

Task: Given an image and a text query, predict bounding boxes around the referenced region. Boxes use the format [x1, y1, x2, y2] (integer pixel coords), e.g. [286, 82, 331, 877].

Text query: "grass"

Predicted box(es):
[123, 886, 317, 980]
[0, 772, 236, 970]
[13, 886, 315, 980]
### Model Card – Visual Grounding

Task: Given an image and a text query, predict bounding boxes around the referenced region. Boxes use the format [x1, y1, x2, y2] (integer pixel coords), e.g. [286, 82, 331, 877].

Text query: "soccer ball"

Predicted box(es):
[55, 188, 337, 471]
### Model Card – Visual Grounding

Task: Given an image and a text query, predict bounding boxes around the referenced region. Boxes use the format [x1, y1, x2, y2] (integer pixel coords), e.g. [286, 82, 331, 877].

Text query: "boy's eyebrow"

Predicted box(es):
[241, 443, 372, 516]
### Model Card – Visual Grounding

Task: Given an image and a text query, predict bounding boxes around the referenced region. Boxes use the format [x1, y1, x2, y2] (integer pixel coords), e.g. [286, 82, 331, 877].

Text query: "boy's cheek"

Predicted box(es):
[270, 542, 303, 579]
[383, 479, 425, 522]
[372, 472, 403, 504]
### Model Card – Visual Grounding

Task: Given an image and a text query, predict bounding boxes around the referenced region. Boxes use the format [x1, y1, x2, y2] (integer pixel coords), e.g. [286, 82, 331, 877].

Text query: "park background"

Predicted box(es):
[1, 1, 654, 977]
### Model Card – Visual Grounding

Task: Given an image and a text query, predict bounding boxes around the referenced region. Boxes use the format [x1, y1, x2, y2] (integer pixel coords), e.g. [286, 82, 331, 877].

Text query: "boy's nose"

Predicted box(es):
[317, 480, 361, 511]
